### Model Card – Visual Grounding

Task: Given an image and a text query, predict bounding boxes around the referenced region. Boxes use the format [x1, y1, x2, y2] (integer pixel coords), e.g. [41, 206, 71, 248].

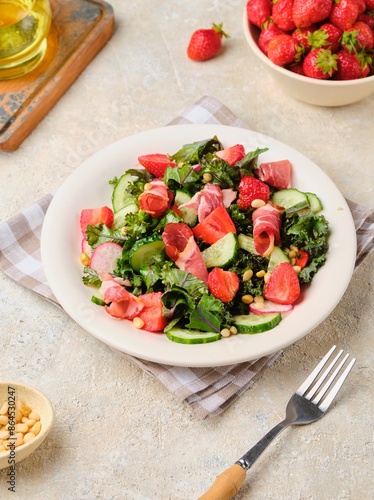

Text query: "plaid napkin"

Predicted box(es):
[1, 96, 373, 419]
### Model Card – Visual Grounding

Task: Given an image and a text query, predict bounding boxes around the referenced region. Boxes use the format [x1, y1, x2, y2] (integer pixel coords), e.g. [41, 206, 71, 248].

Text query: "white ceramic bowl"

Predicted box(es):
[0, 382, 54, 470]
[242, 9, 374, 107]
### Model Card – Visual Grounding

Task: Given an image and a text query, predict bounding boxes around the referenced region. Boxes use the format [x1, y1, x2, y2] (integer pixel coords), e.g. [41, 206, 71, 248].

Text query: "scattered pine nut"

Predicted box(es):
[203, 173, 213, 182]
[229, 326, 238, 335]
[288, 250, 297, 259]
[290, 245, 299, 252]
[264, 272, 271, 284]
[133, 317, 145, 329]
[254, 295, 264, 304]
[221, 328, 231, 338]
[80, 252, 90, 266]
[256, 270, 266, 278]
[242, 269, 253, 282]
[293, 266, 301, 273]
[241, 294, 254, 304]
[251, 198, 266, 208]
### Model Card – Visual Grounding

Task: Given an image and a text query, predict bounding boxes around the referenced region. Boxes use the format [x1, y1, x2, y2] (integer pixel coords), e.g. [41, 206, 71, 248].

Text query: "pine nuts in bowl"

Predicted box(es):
[242, 8, 374, 107]
[0, 382, 54, 470]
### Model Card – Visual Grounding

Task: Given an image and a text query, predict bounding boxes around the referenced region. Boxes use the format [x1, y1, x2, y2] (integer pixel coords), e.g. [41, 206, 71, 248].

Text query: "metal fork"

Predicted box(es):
[198, 345, 356, 500]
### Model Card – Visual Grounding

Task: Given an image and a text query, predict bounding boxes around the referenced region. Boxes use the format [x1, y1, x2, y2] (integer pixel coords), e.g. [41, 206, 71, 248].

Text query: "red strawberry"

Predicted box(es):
[193, 206, 236, 245]
[365, 0, 374, 9]
[292, 0, 333, 28]
[215, 144, 245, 166]
[208, 268, 240, 303]
[352, 0, 366, 14]
[80, 206, 114, 236]
[136, 292, 168, 332]
[292, 26, 316, 53]
[272, 0, 296, 32]
[246, 0, 272, 28]
[264, 262, 300, 305]
[329, 0, 359, 30]
[187, 23, 229, 61]
[334, 49, 371, 79]
[237, 176, 270, 210]
[258, 22, 285, 55]
[302, 48, 338, 79]
[267, 34, 297, 66]
[343, 21, 374, 50]
[288, 62, 305, 75]
[138, 154, 175, 178]
[310, 23, 343, 52]
[357, 13, 374, 30]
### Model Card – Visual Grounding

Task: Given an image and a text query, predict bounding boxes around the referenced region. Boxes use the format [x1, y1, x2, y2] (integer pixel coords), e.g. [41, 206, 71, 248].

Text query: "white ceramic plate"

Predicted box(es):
[41, 124, 356, 367]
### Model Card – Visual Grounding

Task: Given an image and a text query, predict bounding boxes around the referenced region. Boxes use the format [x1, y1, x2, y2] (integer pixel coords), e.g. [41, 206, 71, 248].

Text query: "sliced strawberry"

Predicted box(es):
[215, 144, 245, 166]
[264, 262, 301, 305]
[80, 206, 114, 236]
[237, 176, 270, 210]
[138, 154, 176, 178]
[208, 268, 240, 303]
[295, 249, 309, 269]
[193, 206, 236, 245]
[136, 292, 168, 332]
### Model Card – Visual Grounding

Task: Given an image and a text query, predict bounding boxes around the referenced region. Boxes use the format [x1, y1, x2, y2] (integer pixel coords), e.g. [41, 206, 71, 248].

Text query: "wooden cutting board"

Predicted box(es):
[0, 0, 114, 151]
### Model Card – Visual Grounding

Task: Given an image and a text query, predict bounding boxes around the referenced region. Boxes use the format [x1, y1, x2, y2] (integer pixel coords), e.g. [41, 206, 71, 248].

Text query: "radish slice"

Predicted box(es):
[90, 242, 123, 273]
[81, 238, 92, 257]
[250, 300, 294, 315]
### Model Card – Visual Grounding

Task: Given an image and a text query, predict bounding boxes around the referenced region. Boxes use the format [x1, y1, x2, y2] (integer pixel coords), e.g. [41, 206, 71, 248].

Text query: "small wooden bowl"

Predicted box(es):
[0, 381, 54, 470]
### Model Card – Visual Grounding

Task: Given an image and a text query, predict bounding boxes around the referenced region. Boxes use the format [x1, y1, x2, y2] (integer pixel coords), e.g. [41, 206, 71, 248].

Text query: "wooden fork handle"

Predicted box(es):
[197, 464, 246, 500]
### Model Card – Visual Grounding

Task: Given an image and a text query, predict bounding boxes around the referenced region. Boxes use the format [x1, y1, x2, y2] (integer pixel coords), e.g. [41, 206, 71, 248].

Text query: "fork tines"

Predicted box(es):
[296, 345, 356, 413]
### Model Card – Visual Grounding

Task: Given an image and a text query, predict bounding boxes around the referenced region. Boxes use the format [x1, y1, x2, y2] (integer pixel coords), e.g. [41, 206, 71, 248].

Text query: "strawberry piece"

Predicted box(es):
[272, 0, 296, 32]
[215, 144, 245, 166]
[138, 154, 175, 178]
[237, 176, 270, 210]
[193, 206, 236, 245]
[267, 34, 297, 66]
[246, 0, 272, 28]
[302, 48, 338, 79]
[80, 206, 114, 236]
[295, 249, 309, 269]
[187, 23, 229, 62]
[292, 0, 333, 28]
[208, 268, 240, 303]
[264, 262, 301, 305]
[136, 292, 168, 332]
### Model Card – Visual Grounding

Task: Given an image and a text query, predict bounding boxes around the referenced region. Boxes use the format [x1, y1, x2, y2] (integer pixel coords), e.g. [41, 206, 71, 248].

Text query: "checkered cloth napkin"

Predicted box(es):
[1, 96, 373, 418]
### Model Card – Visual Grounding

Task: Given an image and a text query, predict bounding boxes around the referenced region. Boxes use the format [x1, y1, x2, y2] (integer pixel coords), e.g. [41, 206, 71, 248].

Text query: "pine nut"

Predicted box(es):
[31, 421, 41, 436]
[0, 430, 10, 440]
[251, 198, 266, 208]
[241, 294, 254, 304]
[23, 432, 36, 444]
[25, 419, 36, 428]
[290, 245, 299, 252]
[16, 400, 26, 412]
[221, 328, 231, 338]
[290, 257, 296, 266]
[254, 295, 264, 303]
[203, 173, 213, 182]
[29, 410, 40, 421]
[21, 405, 32, 417]
[293, 266, 301, 273]
[143, 182, 153, 191]
[264, 272, 271, 284]
[0, 402, 8, 415]
[288, 250, 297, 259]
[15, 423, 29, 434]
[229, 326, 238, 335]
[243, 269, 253, 282]
[0, 416, 8, 426]
[0, 444, 6, 453]
[133, 317, 145, 329]
[15, 410, 23, 423]
[80, 252, 90, 266]
[256, 270, 266, 278]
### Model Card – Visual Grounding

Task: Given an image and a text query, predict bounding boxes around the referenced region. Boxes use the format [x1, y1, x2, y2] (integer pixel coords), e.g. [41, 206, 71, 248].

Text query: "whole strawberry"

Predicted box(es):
[310, 23, 343, 53]
[258, 21, 285, 55]
[335, 49, 371, 79]
[187, 23, 229, 61]
[303, 48, 338, 78]
[329, 0, 359, 30]
[246, 0, 272, 28]
[292, 0, 333, 28]
[343, 21, 374, 50]
[267, 34, 297, 66]
[272, 0, 295, 32]
[292, 26, 316, 53]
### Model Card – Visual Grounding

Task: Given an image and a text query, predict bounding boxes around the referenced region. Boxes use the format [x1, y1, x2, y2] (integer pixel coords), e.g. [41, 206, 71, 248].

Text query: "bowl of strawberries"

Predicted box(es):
[243, 0, 374, 106]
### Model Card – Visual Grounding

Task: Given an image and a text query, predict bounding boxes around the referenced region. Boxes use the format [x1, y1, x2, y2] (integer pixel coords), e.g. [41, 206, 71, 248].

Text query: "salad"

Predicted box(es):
[79, 136, 329, 344]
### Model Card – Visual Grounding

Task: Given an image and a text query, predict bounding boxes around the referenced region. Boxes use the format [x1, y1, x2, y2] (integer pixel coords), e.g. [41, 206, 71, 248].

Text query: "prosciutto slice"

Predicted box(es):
[179, 183, 236, 222]
[138, 179, 173, 218]
[252, 204, 282, 257]
[256, 160, 291, 190]
[99, 273, 144, 319]
[162, 223, 208, 284]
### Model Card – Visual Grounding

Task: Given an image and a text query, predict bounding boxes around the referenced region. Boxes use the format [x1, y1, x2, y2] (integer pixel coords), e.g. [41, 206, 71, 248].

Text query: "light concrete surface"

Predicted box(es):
[0, 1, 373, 498]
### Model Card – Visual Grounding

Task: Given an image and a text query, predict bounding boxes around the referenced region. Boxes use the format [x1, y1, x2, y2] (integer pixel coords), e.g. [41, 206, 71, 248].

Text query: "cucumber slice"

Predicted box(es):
[202, 232, 238, 268]
[267, 246, 289, 273]
[112, 173, 137, 213]
[166, 327, 221, 344]
[112, 203, 138, 230]
[129, 235, 165, 271]
[271, 188, 309, 210]
[305, 192, 323, 213]
[238, 233, 260, 255]
[234, 312, 281, 333]
[174, 189, 197, 226]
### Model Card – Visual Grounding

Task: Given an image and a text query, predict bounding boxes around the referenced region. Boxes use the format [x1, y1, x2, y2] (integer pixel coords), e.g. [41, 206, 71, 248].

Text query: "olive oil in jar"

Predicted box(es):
[0, 0, 52, 80]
